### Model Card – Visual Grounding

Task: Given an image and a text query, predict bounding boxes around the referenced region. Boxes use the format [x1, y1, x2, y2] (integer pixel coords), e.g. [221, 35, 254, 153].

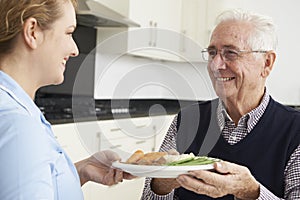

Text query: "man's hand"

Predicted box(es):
[176, 161, 260, 199]
[150, 149, 181, 195]
[75, 150, 135, 186]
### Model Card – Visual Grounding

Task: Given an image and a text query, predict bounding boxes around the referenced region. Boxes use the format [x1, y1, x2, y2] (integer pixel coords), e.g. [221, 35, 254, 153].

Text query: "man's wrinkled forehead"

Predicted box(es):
[210, 21, 252, 49]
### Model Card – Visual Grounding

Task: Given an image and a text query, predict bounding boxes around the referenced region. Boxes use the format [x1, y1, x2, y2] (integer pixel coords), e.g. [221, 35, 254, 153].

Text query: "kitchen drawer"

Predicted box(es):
[98, 117, 157, 140]
[100, 136, 155, 157]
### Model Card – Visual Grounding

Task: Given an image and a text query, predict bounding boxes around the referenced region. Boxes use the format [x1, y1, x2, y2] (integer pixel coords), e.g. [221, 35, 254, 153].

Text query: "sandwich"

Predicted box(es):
[125, 150, 219, 166]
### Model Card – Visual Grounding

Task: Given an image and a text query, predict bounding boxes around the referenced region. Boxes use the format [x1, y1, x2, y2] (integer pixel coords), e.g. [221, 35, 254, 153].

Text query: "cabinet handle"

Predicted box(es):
[136, 124, 146, 128]
[110, 145, 122, 149]
[111, 128, 121, 132]
[149, 20, 153, 27]
[180, 30, 186, 52]
[149, 20, 153, 46]
[136, 140, 146, 144]
[96, 132, 101, 138]
[153, 22, 157, 47]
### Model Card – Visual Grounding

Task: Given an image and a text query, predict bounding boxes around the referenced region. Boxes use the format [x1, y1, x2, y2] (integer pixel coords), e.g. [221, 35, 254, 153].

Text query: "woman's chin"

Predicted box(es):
[51, 77, 65, 86]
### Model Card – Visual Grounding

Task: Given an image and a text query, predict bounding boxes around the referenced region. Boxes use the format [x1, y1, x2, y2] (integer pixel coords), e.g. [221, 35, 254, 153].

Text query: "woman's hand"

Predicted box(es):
[176, 161, 260, 199]
[75, 150, 135, 186]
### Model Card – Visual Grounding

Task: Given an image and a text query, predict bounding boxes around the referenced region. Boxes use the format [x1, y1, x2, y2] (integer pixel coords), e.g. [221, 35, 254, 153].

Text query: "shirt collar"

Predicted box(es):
[217, 89, 270, 132]
[0, 70, 42, 119]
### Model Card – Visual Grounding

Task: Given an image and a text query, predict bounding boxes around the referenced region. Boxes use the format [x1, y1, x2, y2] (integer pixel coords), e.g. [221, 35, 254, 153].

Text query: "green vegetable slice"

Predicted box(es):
[166, 157, 195, 166]
[167, 156, 219, 166]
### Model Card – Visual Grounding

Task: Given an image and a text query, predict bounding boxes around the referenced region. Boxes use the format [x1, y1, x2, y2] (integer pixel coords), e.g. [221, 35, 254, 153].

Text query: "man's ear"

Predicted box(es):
[22, 17, 41, 49]
[261, 51, 276, 78]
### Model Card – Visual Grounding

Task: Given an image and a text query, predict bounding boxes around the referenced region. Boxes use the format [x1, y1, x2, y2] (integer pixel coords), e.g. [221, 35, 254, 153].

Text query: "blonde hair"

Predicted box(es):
[0, 0, 77, 57]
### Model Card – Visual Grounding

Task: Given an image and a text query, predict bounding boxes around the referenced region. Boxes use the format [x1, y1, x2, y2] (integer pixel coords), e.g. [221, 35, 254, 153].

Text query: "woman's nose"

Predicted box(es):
[70, 39, 79, 57]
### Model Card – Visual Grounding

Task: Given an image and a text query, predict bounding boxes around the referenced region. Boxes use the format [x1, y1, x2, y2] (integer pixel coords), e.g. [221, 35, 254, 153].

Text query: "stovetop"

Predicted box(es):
[34, 94, 195, 124]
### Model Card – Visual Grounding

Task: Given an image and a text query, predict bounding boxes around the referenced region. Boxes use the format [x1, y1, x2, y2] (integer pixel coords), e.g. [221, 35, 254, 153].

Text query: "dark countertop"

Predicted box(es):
[35, 94, 199, 124]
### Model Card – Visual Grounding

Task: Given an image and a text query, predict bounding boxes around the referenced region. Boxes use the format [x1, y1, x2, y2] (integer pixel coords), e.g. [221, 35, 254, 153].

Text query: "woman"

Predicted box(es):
[0, 0, 132, 199]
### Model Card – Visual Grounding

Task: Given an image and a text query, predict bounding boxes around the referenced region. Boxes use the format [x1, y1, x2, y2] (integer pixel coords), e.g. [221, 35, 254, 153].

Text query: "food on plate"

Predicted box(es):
[166, 155, 219, 166]
[126, 150, 167, 165]
[125, 149, 144, 164]
[125, 150, 220, 166]
[164, 153, 196, 165]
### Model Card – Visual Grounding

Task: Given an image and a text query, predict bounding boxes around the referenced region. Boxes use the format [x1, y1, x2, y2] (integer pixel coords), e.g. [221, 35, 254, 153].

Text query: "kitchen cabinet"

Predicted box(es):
[52, 123, 90, 162]
[95, 0, 210, 62]
[51, 123, 93, 200]
[96, 115, 174, 157]
[127, 0, 207, 62]
[84, 179, 145, 200]
[95, 0, 254, 62]
[81, 115, 174, 199]
[181, 0, 210, 52]
[96, 117, 157, 158]
[51, 114, 174, 200]
[127, 0, 182, 61]
[153, 115, 175, 150]
[94, 0, 130, 17]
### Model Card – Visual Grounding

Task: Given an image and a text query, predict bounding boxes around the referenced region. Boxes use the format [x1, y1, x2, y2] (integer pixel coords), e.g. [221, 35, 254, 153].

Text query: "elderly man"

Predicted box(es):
[141, 9, 300, 200]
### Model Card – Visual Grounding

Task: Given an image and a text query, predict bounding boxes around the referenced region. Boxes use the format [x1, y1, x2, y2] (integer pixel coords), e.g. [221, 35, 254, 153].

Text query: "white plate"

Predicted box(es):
[112, 161, 215, 178]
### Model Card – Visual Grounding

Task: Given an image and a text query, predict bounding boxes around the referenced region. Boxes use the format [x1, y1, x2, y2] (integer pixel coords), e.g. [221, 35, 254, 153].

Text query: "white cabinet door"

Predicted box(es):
[52, 123, 90, 162]
[98, 117, 157, 159]
[127, 0, 209, 62]
[181, 0, 209, 59]
[96, 0, 208, 62]
[52, 123, 92, 199]
[127, 0, 184, 61]
[129, 0, 182, 34]
[152, 115, 175, 151]
[86, 178, 145, 200]
[87, 115, 175, 200]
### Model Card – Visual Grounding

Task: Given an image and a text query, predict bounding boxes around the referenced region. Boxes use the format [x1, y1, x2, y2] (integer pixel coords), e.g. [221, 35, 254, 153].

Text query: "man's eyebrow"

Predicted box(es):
[223, 45, 239, 49]
[207, 45, 240, 50]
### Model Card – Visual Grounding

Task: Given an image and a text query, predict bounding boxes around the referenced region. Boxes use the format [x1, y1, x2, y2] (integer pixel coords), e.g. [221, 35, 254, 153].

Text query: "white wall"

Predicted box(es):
[94, 54, 215, 100]
[249, 0, 300, 105]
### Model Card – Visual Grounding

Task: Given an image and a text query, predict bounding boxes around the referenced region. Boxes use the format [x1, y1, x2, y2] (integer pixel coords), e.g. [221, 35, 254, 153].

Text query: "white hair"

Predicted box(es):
[213, 9, 278, 51]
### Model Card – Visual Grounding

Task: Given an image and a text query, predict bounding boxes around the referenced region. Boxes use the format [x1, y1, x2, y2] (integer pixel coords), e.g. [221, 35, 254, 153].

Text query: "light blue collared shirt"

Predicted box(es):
[0, 71, 83, 200]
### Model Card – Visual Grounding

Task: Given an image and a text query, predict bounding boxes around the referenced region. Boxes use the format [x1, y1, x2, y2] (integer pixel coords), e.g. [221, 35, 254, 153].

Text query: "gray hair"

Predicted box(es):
[213, 9, 278, 51]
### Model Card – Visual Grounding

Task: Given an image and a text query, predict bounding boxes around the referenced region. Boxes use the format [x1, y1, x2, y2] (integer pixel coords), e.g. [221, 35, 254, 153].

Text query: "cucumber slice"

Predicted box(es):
[167, 157, 195, 166]
[167, 156, 219, 166]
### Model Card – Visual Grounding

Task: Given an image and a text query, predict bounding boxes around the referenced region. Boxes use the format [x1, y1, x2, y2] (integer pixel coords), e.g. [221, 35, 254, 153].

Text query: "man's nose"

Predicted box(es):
[209, 54, 226, 70]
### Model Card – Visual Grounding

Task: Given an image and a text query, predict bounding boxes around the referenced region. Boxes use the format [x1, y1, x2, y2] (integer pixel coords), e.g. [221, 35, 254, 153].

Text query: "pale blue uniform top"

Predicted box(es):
[0, 71, 84, 200]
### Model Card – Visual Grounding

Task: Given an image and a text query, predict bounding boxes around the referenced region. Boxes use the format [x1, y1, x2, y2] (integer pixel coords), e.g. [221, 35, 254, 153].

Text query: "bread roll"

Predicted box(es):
[137, 152, 167, 165]
[126, 150, 144, 164]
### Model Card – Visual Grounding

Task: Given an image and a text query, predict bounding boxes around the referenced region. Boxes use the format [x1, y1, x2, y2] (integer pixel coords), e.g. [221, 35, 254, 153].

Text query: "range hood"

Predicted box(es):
[77, 0, 140, 27]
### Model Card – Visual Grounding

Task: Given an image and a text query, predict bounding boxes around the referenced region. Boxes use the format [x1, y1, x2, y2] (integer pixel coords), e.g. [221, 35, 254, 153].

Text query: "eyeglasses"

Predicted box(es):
[201, 48, 268, 62]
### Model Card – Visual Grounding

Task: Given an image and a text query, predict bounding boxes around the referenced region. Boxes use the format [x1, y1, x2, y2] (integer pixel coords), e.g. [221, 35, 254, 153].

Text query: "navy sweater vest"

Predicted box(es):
[174, 98, 300, 200]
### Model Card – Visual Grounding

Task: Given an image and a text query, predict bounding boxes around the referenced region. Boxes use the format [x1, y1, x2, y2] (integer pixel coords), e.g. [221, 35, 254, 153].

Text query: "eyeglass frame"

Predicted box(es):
[201, 47, 269, 62]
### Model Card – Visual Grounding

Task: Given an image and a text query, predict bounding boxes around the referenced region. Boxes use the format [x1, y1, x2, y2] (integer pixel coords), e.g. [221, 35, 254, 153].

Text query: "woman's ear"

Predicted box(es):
[22, 17, 41, 49]
[261, 51, 276, 78]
